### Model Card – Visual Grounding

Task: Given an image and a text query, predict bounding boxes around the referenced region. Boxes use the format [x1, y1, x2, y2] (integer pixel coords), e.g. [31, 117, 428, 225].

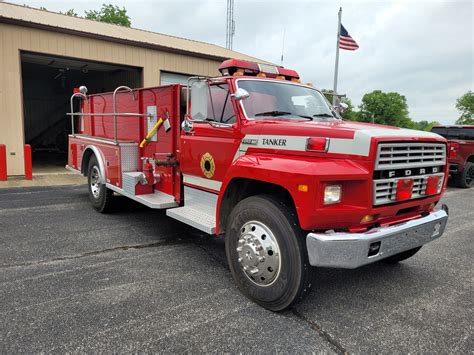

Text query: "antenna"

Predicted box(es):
[280, 28, 285, 66]
[226, 0, 235, 49]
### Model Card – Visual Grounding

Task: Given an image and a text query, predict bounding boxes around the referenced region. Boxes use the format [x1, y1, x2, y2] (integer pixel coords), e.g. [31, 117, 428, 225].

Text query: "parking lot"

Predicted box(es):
[0, 184, 472, 352]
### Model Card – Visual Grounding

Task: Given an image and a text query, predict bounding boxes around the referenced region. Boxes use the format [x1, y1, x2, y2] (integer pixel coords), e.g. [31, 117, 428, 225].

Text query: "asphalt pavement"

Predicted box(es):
[0, 185, 472, 352]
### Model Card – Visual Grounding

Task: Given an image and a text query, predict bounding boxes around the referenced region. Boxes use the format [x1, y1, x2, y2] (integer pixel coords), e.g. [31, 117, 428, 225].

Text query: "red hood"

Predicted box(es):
[241, 119, 446, 142]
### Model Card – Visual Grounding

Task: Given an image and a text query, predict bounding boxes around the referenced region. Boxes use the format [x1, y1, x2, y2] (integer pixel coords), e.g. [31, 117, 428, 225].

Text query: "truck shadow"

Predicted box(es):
[106, 193, 437, 308]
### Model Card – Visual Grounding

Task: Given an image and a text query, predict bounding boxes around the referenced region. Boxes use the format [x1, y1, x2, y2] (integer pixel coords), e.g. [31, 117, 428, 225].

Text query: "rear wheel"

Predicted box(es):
[455, 162, 474, 188]
[381, 246, 422, 264]
[225, 195, 315, 311]
[87, 156, 113, 213]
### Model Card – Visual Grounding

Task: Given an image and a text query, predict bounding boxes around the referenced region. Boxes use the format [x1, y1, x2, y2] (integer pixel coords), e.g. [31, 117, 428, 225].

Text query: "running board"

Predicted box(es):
[166, 186, 217, 234]
[166, 206, 216, 234]
[107, 184, 178, 209]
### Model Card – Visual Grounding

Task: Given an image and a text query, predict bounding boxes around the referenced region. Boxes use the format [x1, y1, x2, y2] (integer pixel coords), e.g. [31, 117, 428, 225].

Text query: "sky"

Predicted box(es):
[11, 0, 473, 124]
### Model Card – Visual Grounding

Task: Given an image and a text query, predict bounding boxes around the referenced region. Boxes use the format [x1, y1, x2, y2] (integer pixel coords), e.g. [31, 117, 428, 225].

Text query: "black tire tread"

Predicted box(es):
[455, 162, 473, 188]
[87, 156, 113, 213]
[225, 194, 315, 311]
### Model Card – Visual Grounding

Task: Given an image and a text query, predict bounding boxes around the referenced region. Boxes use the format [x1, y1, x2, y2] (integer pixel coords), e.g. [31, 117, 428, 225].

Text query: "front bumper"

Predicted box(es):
[306, 205, 449, 268]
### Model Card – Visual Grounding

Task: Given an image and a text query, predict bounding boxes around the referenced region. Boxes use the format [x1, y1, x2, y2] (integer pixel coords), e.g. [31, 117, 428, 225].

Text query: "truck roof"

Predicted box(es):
[432, 125, 474, 129]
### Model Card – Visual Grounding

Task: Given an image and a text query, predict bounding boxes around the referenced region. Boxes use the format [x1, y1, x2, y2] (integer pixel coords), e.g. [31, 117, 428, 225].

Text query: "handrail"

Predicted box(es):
[66, 113, 149, 117]
[113, 86, 136, 144]
[70, 92, 87, 136]
[68, 85, 151, 144]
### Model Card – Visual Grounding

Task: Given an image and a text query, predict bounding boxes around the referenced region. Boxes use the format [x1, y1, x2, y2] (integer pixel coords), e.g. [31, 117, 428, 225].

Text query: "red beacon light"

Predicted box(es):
[219, 59, 300, 82]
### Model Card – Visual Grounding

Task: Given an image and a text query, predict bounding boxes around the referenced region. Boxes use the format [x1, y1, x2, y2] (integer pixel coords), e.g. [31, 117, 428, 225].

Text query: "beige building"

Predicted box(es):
[0, 2, 266, 175]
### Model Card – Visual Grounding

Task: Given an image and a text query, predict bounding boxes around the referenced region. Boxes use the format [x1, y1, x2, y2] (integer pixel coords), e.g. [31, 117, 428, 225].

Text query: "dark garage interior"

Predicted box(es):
[20, 52, 143, 173]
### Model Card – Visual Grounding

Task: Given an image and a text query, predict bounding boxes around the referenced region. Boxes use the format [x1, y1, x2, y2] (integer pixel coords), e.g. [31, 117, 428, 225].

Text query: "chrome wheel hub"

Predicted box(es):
[90, 166, 101, 199]
[237, 221, 281, 286]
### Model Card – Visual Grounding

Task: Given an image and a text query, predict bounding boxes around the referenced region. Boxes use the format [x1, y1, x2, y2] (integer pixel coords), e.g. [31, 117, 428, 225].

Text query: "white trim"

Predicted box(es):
[183, 174, 222, 192]
[232, 128, 443, 162]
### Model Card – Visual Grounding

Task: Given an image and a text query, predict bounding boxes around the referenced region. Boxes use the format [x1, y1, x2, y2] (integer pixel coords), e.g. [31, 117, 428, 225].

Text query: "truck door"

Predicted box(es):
[180, 80, 241, 193]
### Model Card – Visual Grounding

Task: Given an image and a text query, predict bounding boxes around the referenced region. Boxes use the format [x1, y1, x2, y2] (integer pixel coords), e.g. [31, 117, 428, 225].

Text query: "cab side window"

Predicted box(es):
[208, 84, 236, 124]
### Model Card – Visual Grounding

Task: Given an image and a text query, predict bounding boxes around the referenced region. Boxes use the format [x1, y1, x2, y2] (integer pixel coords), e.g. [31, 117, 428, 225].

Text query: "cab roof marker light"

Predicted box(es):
[258, 63, 279, 75]
[218, 58, 300, 80]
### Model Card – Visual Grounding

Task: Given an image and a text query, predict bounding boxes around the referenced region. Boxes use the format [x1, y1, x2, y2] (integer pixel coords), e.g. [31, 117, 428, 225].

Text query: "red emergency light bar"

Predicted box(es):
[219, 59, 300, 81]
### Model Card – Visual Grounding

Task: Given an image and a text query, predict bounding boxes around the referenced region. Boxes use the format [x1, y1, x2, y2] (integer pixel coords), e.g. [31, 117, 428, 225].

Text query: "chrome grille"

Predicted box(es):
[375, 143, 446, 170]
[373, 142, 446, 206]
[373, 173, 444, 205]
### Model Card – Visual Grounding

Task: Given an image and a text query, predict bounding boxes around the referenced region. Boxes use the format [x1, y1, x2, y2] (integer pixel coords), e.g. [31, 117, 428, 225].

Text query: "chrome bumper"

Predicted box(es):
[306, 205, 449, 269]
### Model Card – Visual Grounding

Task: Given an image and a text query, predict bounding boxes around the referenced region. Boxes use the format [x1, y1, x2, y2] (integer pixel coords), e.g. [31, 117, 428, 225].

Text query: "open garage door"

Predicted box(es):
[160, 71, 192, 86]
[20, 52, 142, 174]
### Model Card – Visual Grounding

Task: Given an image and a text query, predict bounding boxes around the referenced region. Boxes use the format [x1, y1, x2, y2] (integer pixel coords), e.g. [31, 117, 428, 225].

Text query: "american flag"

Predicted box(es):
[339, 24, 359, 51]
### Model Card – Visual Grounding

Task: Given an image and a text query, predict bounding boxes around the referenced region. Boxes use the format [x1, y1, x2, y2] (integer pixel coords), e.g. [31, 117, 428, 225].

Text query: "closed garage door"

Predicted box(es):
[160, 72, 192, 85]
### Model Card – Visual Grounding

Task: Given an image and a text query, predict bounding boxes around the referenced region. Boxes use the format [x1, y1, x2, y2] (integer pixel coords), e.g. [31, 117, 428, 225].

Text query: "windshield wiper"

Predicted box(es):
[254, 111, 312, 120]
[255, 110, 293, 117]
[294, 114, 313, 120]
[313, 113, 334, 119]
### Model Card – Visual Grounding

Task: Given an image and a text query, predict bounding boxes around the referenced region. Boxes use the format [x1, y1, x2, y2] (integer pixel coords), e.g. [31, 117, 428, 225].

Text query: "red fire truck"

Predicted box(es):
[67, 59, 449, 311]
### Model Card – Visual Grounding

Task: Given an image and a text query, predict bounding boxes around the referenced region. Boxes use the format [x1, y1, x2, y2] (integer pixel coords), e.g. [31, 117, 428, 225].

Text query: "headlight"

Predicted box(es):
[324, 184, 342, 205]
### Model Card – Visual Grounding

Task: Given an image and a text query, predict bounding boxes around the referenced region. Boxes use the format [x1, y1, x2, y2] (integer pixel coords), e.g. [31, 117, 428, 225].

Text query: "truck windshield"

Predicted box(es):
[236, 80, 339, 121]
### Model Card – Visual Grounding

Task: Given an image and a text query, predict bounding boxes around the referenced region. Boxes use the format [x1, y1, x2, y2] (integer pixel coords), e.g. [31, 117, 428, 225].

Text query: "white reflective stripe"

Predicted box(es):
[233, 128, 442, 161]
[183, 174, 222, 192]
[329, 132, 371, 156]
[233, 135, 308, 162]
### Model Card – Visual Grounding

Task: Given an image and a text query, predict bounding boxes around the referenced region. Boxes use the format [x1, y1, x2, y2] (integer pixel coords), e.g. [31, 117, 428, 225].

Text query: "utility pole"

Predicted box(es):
[226, 0, 235, 50]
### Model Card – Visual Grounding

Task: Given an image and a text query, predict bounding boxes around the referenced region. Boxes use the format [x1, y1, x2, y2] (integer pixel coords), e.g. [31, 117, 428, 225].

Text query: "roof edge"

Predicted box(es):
[0, 16, 238, 63]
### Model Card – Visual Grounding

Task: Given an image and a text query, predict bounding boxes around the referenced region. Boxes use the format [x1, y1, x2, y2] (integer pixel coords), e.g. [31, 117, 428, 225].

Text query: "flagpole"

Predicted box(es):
[332, 7, 342, 107]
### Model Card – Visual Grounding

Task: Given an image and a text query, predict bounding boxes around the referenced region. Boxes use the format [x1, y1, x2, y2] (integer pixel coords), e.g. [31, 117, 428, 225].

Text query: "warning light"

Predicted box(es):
[426, 175, 442, 195]
[396, 179, 414, 201]
[306, 138, 329, 152]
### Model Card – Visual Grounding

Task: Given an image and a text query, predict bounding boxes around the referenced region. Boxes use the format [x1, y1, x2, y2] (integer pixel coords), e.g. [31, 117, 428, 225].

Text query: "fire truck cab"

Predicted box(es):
[67, 59, 449, 311]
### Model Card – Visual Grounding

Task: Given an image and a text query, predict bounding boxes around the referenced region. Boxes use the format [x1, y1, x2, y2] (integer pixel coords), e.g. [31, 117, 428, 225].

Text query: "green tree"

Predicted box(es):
[412, 120, 440, 131]
[359, 90, 413, 128]
[455, 91, 474, 125]
[321, 90, 358, 121]
[60, 9, 78, 17]
[85, 4, 131, 27]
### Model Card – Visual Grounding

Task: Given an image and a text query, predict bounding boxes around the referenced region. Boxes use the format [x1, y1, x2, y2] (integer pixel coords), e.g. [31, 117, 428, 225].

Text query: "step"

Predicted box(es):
[134, 190, 178, 209]
[166, 206, 216, 234]
[107, 183, 178, 209]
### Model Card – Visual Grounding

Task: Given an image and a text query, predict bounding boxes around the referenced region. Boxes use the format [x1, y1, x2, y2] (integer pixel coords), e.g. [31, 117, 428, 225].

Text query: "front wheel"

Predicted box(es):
[225, 195, 315, 311]
[87, 155, 113, 213]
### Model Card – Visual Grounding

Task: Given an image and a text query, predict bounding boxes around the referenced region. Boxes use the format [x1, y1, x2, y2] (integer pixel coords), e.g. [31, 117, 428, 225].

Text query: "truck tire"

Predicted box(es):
[87, 156, 113, 213]
[225, 195, 315, 311]
[455, 162, 474, 188]
[380, 246, 422, 264]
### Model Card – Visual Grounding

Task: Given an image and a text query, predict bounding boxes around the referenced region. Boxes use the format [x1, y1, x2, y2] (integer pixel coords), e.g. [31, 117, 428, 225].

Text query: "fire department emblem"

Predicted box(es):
[200, 152, 215, 179]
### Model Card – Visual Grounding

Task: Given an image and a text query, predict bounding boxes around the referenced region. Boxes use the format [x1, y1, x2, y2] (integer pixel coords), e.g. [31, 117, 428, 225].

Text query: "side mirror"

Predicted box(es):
[232, 88, 250, 101]
[181, 119, 193, 133]
[337, 102, 348, 114]
[190, 80, 209, 121]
